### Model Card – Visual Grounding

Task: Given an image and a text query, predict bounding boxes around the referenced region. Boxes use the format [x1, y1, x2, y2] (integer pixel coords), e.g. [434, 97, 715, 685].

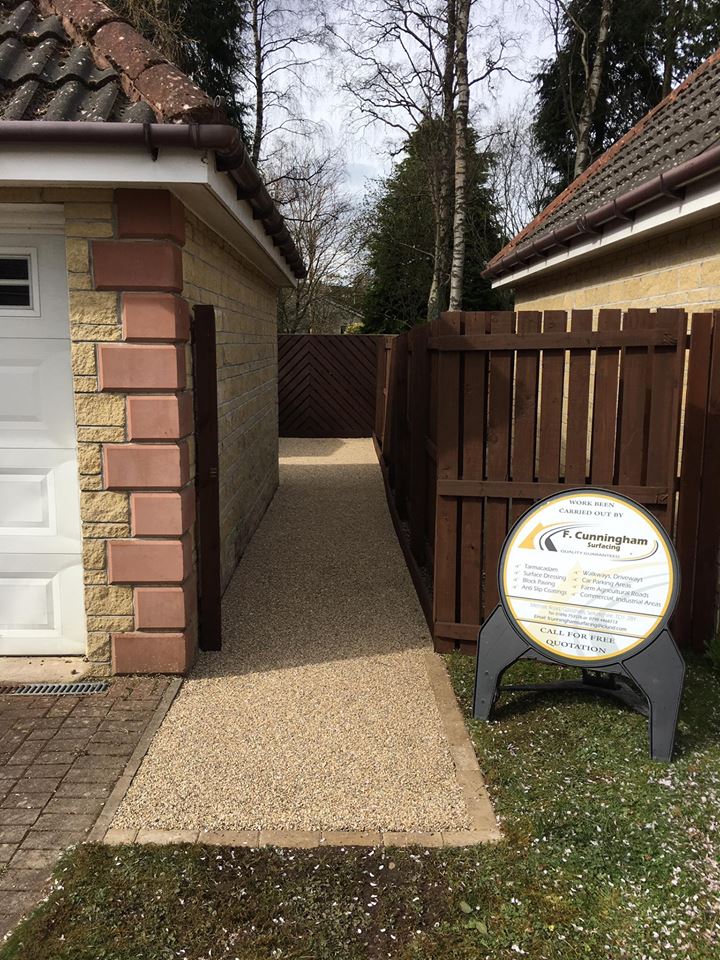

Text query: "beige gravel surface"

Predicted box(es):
[113, 438, 472, 833]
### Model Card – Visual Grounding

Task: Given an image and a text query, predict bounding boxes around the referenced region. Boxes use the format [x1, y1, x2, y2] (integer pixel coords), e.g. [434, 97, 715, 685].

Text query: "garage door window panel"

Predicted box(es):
[0, 250, 38, 314]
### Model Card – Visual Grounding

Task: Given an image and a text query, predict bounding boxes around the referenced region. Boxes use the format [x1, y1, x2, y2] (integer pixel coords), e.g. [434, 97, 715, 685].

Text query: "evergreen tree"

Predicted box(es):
[362, 123, 507, 334]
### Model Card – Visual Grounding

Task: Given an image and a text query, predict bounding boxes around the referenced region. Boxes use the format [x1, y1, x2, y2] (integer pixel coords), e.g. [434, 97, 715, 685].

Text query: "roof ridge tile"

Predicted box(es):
[40, 0, 221, 122]
[39, 0, 121, 37]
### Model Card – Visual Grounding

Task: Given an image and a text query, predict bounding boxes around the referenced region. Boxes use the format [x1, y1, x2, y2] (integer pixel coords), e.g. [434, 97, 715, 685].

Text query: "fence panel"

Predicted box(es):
[428, 309, 690, 653]
[374, 324, 438, 629]
[376, 308, 720, 654]
[675, 311, 720, 650]
[278, 334, 381, 437]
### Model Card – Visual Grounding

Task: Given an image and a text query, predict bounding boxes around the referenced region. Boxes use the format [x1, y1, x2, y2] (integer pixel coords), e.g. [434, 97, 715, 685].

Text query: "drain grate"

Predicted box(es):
[0, 681, 109, 696]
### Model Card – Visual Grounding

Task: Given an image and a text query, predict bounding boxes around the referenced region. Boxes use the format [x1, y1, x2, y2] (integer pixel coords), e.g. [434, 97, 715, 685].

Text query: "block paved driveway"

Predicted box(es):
[0, 678, 172, 939]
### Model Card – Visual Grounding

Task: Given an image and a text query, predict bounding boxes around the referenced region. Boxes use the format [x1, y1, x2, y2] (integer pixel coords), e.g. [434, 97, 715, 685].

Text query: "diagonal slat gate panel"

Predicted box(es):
[278, 335, 382, 437]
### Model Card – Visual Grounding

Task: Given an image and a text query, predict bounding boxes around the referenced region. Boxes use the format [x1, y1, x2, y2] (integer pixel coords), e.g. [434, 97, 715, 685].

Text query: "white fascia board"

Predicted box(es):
[492, 175, 720, 290]
[0, 144, 205, 185]
[0, 144, 295, 287]
[176, 158, 296, 288]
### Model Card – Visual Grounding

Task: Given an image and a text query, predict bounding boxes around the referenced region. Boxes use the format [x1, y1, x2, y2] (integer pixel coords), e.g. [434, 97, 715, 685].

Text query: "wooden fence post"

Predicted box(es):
[394, 335, 409, 518]
[192, 304, 222, 652]
[689, 312, 720, 650]
[433, 312, 463, 651]
[408, 324, 430, 567]
[674, 313, 713, 648]
[458, 312, 489, 649]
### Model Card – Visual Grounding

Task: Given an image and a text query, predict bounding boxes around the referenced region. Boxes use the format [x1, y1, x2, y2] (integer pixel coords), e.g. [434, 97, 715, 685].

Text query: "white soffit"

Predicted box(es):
[0, 144, 295, 287]
[492, 175, 720, 289]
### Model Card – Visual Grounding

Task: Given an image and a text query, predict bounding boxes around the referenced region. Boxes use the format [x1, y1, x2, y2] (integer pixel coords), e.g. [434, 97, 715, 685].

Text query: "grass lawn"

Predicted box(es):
[3, 655, 720, 960]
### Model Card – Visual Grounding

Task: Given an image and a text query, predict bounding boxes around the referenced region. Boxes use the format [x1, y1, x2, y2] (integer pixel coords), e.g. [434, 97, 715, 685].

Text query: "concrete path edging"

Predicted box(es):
[87, 678, 182, 843]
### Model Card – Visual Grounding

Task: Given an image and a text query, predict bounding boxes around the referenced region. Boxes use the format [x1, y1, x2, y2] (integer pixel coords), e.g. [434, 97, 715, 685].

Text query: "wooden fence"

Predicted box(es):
[278, 334, 381, 437]
[376, 309, 720, 654]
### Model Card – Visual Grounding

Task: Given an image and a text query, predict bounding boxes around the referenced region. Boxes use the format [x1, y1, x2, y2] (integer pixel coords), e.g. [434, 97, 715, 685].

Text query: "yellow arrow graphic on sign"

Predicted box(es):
[519, 522, 553, 549]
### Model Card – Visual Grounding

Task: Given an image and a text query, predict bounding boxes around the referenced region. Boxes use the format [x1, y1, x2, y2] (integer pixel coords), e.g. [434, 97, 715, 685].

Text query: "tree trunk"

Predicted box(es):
[574, 0, 613, 179]
[427, 216, 444, 321]
[427, 0, 456, 321]
[251, 0, 264, 166]
[662, 0, 686, 96]
[448, 0, 469, 311]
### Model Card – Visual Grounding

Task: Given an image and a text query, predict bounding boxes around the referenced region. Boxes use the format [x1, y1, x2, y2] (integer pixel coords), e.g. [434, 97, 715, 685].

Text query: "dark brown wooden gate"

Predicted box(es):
[376, 308, 720, 654]
[192, 304, 222, 651]
[278, 335, 382, 437]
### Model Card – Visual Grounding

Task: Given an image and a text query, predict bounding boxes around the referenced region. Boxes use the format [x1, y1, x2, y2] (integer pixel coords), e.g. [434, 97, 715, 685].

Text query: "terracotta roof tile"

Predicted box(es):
[0, 0, 220, 122]
[44, 0, 118, 35]
[93, 20, 164, 81]
[132, 62, 217, 124]
[0, 0, 155, 120]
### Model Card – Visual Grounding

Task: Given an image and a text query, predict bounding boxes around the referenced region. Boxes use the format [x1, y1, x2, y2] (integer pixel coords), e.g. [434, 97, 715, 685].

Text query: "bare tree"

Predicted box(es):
[572, 0, 613, 176]
[448, 0, 469, 310]
[334, 0, 452, 318]
[489, 98, 556, 238]
[427, 0, 456, 319]
[335, 0, 518, 315]
[661, 0, 687, 96]
[242, 0, 326, 167]
[267, 145, 361, 333]
[537, 0, 614, 178]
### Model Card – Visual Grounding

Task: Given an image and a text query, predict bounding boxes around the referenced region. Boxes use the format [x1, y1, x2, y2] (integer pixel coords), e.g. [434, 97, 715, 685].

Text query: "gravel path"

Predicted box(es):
[113, 439, 472, 833]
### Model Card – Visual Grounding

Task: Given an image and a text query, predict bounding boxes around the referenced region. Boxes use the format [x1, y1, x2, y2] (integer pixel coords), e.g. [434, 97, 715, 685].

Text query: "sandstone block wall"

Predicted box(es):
[182, 212, 280, 588]
[512, 217, 720, 313]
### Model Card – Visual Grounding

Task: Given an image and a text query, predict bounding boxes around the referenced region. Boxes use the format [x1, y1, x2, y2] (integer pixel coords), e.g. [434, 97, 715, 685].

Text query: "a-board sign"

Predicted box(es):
[498, 490, 679, 667]
[473, 488, 685, 761]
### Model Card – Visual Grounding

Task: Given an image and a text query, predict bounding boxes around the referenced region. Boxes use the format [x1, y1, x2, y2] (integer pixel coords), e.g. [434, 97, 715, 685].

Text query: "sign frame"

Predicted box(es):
[497, 488, 681, 670]
[472, 488, 685, 761]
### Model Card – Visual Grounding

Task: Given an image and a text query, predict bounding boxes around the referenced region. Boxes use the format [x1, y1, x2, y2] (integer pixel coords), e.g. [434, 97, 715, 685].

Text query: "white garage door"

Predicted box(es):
[0, 231, 86, 655]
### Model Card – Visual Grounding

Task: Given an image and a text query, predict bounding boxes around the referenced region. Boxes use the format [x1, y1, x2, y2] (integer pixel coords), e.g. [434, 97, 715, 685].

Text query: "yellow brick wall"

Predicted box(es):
[0, 187, 131, 673]
[65, 191, 131, 672]
[512, 216, 720, 313]
[182, 211, 280, 588]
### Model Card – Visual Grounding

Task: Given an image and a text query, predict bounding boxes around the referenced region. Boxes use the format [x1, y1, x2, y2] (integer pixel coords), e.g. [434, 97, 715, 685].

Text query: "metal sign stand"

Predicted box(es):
[473, 606, 685, 761]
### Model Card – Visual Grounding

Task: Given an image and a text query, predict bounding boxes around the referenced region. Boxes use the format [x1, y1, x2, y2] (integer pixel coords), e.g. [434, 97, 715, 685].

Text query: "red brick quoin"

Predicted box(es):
[93, 240, 182, 292]
[99, 188, 198, 675]
[122, 293, 190, 341]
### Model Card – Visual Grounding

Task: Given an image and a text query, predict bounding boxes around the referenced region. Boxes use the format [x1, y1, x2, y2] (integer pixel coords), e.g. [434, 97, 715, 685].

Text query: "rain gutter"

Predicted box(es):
[0, 120, 306, 279]
[484, 141, 720, 281]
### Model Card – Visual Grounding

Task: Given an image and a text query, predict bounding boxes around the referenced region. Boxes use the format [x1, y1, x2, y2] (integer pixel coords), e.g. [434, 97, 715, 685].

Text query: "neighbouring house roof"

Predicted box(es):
[486, 46, 720, 282]
[0, 0, 306, 279]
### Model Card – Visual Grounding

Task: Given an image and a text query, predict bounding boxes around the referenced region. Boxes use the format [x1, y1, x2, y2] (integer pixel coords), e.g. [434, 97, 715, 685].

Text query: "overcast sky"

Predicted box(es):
[291, 0, 555, 199]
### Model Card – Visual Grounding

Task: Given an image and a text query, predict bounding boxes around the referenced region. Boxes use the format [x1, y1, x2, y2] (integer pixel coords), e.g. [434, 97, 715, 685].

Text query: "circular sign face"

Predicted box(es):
[499, 489, 678, 664]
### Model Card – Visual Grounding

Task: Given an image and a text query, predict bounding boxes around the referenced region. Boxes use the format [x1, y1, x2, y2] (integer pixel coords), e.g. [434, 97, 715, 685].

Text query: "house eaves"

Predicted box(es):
[0, 0, 306, 279]
[486, 44, 720, 285]
[488, 140, 720, 288]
